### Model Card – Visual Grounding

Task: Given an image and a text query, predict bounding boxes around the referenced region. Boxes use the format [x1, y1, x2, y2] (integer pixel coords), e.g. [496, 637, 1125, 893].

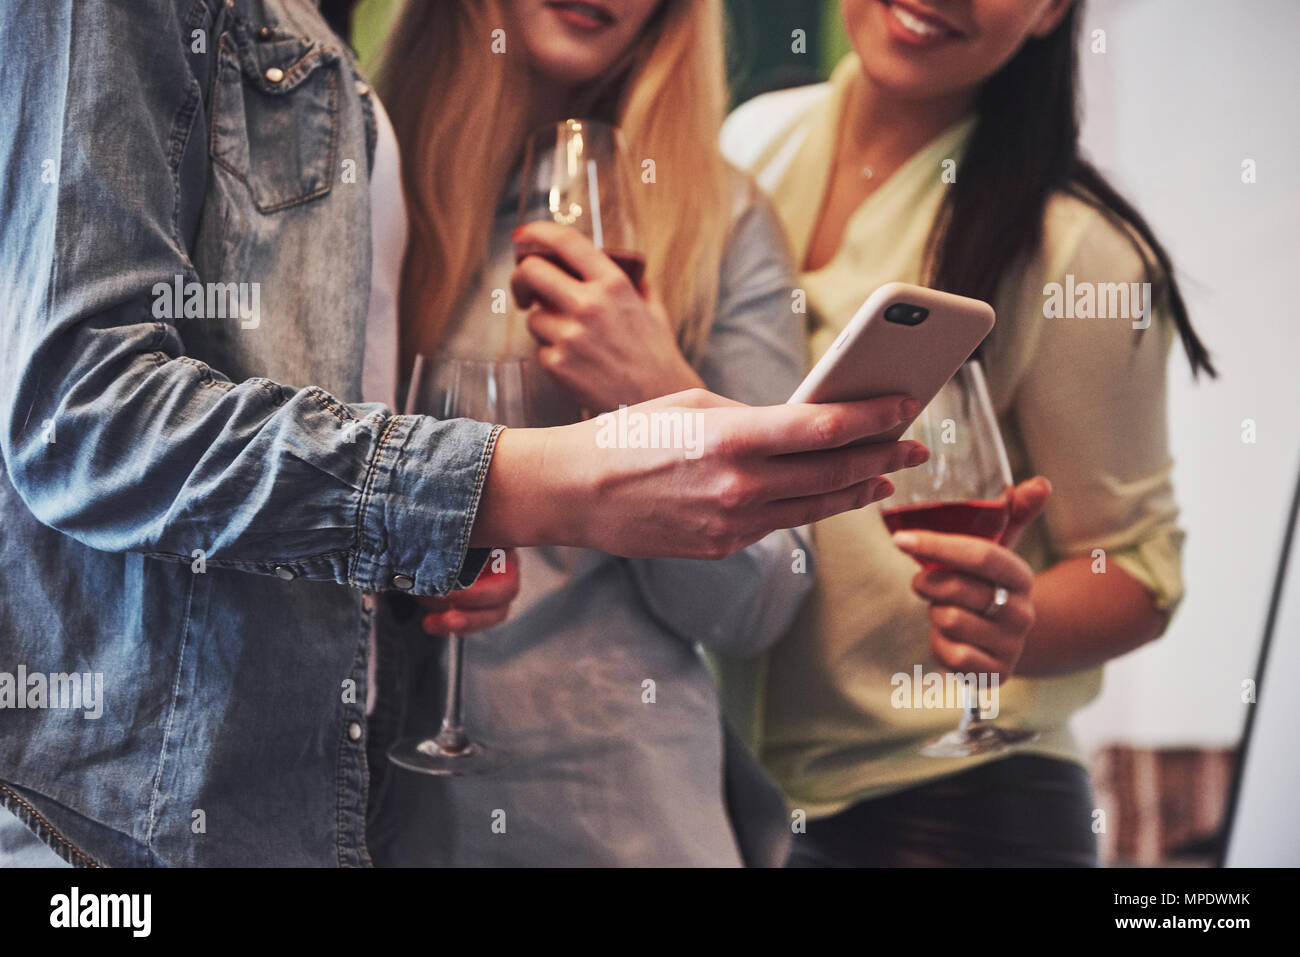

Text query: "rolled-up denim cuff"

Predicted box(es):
[352, 415, 504, 596]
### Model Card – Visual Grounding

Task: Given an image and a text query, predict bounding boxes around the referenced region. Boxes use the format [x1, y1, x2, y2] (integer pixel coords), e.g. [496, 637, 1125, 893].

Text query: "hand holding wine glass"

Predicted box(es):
[511, 119, 700, 410]
[515, 118, 643, 286]
[510, 221, 702, 409]
[881, 360, 1050, 756]
[892, 477, 1050, 673]
[415, 547, 521, 636]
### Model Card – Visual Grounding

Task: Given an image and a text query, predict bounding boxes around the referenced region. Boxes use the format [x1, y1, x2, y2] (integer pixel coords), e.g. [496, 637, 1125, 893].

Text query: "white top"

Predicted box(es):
[364, 94, 407, 718]
[361, 94, 407, 411]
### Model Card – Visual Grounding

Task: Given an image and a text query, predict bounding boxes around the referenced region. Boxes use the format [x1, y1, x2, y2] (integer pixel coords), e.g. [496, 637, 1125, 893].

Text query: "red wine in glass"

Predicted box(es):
[603, 248, 646, 287]
[513, 244, 647, 308]
[882, 498, 1010, 570]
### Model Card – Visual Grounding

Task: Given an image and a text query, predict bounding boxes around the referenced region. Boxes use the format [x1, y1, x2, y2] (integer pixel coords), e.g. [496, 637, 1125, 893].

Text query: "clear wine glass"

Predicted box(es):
[386, 351, 533, 776]
[881, 360, 1039, 758]
[514, 118, 645, 297]
[514, 118, 643, 429]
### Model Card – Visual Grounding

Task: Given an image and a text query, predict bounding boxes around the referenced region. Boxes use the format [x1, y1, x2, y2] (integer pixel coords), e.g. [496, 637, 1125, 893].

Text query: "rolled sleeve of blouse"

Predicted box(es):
[1009, 203, 1187, 614]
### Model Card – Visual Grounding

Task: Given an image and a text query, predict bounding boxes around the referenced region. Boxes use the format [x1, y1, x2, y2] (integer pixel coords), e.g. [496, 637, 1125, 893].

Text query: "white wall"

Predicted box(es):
[1071, 0, 1300, 748]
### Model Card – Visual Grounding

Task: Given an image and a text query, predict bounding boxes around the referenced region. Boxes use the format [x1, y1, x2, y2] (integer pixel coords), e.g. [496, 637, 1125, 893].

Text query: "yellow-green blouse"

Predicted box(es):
[716, 55, 1187, 816]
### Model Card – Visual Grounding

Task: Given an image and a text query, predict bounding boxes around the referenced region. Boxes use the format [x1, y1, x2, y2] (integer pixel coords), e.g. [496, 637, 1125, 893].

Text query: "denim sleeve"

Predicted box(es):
[0, 0, 496, 597]
[626, 181, 814, 658]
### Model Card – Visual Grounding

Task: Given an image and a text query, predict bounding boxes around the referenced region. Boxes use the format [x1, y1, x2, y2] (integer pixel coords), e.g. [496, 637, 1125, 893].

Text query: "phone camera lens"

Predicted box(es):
[885, 303, 929, 326]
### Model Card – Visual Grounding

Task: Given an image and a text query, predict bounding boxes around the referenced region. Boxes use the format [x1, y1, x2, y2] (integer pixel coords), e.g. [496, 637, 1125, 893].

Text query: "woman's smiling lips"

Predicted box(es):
[879, 0, 967, 49]
[544, 1, 617, 31]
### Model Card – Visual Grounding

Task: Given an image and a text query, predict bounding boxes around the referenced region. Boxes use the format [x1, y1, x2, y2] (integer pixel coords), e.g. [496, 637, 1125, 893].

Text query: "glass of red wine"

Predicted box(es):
[514, 118, 645, 299]
[881, 359, 1039, 758]
[386, 352, 533, 777]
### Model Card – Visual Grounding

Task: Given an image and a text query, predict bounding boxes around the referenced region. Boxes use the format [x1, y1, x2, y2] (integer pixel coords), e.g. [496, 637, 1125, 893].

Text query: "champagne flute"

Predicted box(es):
[386, 352, 533, 776]
[881, 360, 1039, 757]
[513, 118, 642, 429]
[514, 118, 645, 297]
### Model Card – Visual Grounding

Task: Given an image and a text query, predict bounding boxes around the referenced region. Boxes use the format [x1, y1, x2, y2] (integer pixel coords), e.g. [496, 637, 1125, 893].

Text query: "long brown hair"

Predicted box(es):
[924, 1, 1216, 378]
[375, 0, 733, 369]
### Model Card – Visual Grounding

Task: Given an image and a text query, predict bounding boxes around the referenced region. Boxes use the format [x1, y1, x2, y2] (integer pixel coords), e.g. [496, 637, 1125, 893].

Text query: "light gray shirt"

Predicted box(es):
[367, 172, 812, 867]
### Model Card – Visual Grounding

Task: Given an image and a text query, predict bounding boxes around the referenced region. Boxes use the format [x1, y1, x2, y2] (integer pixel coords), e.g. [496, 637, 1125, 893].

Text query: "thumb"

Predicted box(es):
[1001, 476, 1052, 548]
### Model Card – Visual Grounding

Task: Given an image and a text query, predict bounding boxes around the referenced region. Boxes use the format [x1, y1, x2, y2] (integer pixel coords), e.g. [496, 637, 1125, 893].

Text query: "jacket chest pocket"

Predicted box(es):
[210, 22, 343, 213]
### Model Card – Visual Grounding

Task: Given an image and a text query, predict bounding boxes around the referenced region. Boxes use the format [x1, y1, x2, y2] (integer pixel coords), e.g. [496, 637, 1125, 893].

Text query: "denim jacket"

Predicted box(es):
[0, 0, 498, 866]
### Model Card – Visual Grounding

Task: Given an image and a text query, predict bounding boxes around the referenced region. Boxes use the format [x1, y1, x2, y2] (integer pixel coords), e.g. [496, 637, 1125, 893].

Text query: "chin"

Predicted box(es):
[860, 48, 964, 101]
[863, 62, 938, 99]
[529, 47, 611, 89]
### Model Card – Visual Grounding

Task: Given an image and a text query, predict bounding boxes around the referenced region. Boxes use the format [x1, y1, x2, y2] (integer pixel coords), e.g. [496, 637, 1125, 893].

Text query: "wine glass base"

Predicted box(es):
[387, 736, 504, 777]
[921, 723, 1038, 758]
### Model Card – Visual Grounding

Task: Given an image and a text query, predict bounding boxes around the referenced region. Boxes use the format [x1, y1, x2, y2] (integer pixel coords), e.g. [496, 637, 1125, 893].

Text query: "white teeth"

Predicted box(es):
[891, 4, 943, 38]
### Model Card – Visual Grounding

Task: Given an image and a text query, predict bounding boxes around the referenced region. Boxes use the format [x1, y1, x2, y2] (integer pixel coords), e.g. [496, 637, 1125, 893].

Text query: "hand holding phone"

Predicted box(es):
[789, 282, 996, 443]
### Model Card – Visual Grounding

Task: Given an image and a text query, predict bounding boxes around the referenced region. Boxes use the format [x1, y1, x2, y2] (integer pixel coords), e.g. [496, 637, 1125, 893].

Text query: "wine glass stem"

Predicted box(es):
[435, 633, 470, 753]
[960, 679, 981, 731]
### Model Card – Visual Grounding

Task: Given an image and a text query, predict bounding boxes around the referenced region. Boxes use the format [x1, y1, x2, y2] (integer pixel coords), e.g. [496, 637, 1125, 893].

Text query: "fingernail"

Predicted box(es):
[875, 478, 894, 499]
[892, 531, 919, 550]
[906, 444, 929, 466]
[900, 398, 922, 420]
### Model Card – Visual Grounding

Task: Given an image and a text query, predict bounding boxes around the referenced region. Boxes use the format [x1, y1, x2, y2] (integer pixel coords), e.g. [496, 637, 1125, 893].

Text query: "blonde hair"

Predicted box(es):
[375, 0, 732, 370]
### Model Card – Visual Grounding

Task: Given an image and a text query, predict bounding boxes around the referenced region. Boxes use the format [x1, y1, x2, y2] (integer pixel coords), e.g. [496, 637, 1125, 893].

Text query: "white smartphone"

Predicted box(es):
[788, 281, 996, 443]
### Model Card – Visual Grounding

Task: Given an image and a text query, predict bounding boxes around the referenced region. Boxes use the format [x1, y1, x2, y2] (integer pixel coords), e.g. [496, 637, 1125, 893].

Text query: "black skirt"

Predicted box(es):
[787, 755, 1099, 867]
